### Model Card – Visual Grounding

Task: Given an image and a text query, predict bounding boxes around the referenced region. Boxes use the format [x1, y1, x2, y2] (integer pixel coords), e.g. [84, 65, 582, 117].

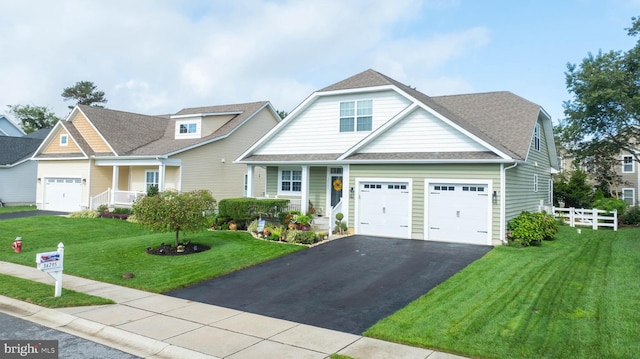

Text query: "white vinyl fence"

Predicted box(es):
[539, 206, 617, 231]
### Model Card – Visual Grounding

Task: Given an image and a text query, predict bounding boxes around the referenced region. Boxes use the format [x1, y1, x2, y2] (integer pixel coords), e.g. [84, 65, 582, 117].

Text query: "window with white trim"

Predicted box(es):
[534, 123, 540, 151]
[179, 123, 197, 134]
[533, 174, 539, 192]
[146, 170, 159, 191]
[622, 188, 635, 206]
[279, 168, 302, 194]
[60, 134, 68, 146]
[175, 119, 201, 139]
[622, 155, 634, 173]
[340, 100, 372, 132]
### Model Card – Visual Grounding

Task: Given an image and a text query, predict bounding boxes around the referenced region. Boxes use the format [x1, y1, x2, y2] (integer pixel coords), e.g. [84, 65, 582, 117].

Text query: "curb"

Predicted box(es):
[0, 295, 218, 359]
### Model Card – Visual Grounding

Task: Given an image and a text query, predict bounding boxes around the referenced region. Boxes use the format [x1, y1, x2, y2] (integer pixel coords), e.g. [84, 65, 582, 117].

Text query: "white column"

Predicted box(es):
[111, 165, 119, 206]
[301, 165, 309, 214]
[158, 163, 166, 191]
[342, 165, 349, 226]
[246, 165, 254, 197]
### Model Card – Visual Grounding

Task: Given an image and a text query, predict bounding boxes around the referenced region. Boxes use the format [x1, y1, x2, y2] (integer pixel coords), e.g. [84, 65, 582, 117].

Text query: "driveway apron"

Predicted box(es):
[166, 235, 492, 335]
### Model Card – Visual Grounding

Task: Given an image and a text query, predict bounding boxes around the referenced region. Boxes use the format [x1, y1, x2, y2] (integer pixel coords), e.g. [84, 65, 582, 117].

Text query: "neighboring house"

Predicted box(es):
[0, 129, 50, 205]
[616, 151, 639, 205]
[32, 102, 280, 212]
[0, 115, 26, 137]
[236, 69, 558, 246]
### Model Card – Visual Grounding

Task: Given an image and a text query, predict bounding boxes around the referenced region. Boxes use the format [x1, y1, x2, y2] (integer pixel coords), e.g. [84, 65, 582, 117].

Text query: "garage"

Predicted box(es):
[44, 178, 82, 212]
[426, 182, 490, 245]
[357, 181, 410, 238]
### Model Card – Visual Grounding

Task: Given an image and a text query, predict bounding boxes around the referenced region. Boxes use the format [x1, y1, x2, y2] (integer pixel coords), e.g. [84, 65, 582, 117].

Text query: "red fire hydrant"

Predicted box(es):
[11, 237, 22, 253]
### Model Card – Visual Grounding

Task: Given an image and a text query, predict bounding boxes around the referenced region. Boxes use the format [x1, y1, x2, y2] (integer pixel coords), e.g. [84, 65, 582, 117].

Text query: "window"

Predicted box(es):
[179, 123, 197, 134]
[60, 134, 68, 146]
[533, 174, 539, 192]
[146, 170, 159, 191]
[622, 188, 635, 206]
[340, 100, 372, 132]
[623, 155, 634, 173]
[533, 123, 540, 151]
[280, 169, 302, 193]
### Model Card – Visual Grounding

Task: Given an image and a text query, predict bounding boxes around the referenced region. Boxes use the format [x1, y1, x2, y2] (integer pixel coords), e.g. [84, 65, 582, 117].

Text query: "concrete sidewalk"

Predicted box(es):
[0, 261, 466, 359]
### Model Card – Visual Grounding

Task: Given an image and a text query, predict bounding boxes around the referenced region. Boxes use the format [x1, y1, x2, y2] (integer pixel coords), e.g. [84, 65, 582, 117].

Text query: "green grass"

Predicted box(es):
[365, 225, 640, 358]
[0, 273, 114, 308]
[0, 216, 304, 293]
[0, 205, 37, 214]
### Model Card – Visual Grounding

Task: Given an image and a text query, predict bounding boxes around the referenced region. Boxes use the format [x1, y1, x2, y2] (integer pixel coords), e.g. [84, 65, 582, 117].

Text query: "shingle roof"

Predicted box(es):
[319, 69, 543, 161]
[0, 136, 43, 165]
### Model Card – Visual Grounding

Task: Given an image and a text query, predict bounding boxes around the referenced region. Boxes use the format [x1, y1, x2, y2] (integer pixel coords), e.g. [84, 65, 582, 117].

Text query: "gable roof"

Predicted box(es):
[0, 115, 26, 136]
[34, 101, 276, 159]
[238, 69, 554, 164]
[0, 136, 43, 166]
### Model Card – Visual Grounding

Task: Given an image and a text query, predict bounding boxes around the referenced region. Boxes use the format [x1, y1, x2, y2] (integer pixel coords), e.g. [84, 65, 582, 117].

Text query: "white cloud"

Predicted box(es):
[0, 0, 489, 119]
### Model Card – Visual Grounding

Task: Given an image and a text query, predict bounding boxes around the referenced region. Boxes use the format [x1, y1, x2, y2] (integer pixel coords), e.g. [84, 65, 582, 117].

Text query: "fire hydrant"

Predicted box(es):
[11, 237, 22, 253]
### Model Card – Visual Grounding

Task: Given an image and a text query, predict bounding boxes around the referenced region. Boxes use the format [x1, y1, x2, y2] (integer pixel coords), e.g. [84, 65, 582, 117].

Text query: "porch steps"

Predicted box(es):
[311, 216, 332, 234]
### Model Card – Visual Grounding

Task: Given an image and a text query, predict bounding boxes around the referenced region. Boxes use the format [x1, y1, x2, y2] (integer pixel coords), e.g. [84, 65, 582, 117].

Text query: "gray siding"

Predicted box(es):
[506, 118, 553, 220]
[0, 161, 37, 204]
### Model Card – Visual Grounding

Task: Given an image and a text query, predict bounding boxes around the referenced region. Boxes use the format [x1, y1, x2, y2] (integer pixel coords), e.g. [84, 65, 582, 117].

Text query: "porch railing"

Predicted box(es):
[328, 199, 343, 234]
[90, 188, 146, 210]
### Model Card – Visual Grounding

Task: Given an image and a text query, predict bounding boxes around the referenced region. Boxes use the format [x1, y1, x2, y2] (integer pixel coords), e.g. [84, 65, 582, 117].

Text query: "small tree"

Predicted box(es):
[133, 189, 216, 247]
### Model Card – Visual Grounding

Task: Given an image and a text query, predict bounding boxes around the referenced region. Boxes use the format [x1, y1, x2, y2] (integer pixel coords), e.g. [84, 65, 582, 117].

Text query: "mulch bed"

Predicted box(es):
[146, 242, 211, 256]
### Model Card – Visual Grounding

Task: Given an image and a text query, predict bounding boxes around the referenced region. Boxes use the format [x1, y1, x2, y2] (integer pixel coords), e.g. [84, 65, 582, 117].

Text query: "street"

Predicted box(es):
[0, 312, 138, 359]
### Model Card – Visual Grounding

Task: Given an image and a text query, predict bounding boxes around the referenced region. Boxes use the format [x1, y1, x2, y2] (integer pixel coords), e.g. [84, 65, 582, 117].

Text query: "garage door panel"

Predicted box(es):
[44, 178, 82, 212]
[358, 182, 410, 238]
[427, 182, 489, 245]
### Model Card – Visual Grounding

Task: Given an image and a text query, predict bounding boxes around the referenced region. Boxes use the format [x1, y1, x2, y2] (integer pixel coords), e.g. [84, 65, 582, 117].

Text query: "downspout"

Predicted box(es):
[501, 162, 518, 244]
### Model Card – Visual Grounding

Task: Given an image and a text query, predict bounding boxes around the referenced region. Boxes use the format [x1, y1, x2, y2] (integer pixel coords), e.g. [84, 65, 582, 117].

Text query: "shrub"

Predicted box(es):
[285, 229, 318, 244]
[219, 198, 291, 228]
[507, 211, 558, 246]
[592, 197, 627, 215]
[69, 209, 100, 218]
[623, 206, 640, 225]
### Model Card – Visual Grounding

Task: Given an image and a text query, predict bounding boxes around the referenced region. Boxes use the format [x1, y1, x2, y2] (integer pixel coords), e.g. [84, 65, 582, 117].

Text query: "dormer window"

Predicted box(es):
[175, 119, 201, 139]
[60, 134, 68, 146]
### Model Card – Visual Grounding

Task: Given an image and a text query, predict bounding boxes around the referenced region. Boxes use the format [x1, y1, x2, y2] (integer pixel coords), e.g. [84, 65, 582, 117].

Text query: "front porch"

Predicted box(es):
[89, 159, 181, 209]
[246, 164, 350, 233]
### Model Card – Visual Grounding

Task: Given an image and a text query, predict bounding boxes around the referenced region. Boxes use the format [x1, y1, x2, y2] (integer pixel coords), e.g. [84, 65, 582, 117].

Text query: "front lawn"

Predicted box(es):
[0, 216, 304, 293]
[0, 205, 37, 214]
[366, 225, 640, 358]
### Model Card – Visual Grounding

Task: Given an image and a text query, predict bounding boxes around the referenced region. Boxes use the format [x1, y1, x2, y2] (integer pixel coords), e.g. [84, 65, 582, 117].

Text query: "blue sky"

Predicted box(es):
[1, 0, 639, 125]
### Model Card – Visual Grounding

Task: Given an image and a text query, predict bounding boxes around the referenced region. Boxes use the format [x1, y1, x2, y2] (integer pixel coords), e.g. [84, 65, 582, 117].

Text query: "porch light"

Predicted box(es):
[37, 177, 41, 183]
[493, 191, 497, 204]
[221, 158, 226, 163]
[350, 187, 354, 199]
[82, 178, 87, 184]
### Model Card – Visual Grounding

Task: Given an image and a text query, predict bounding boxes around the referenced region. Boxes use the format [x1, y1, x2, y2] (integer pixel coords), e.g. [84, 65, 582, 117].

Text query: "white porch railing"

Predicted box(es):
[90, 188, 146, 210]
[328, 199, 343, 234]
[539, 205, 618, 231]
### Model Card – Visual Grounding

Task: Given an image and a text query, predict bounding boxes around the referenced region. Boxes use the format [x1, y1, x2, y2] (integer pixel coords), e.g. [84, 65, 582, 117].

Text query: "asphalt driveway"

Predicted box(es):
[166, 235, 492, 334]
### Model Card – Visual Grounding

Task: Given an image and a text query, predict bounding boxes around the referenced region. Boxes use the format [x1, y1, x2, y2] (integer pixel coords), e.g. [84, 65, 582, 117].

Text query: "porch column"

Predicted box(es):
[111, 165, 119, 206]
[342, 165, 349, 226]
[301, 165, 309, 214]
[158, 163, 166, 191]
[246, 165, 254, 197]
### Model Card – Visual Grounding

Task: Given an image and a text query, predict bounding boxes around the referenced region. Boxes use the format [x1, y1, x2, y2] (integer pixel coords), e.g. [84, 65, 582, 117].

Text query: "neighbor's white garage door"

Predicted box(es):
[427, 183, 489, 245]
[44, 178, 82, 212]
[358, 182, 410, 238]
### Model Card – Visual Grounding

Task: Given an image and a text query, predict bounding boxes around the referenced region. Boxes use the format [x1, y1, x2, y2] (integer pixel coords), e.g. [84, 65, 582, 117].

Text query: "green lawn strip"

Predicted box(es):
[365, 226, 640, 359]
[0, 217, 304, 293]
[0, 205, 38, 214]
[0, 273, 114, 308]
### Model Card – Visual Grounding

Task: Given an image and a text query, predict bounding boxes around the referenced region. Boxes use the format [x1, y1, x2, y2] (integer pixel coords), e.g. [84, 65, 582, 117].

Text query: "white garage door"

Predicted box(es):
[358, 182, 410, 238]
[44, 178, 82, 212]
[427, 183, 489, 245]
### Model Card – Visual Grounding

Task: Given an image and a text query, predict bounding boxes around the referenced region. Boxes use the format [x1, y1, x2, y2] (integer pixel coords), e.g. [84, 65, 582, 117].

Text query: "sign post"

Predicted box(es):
[36, 243, 64, 297]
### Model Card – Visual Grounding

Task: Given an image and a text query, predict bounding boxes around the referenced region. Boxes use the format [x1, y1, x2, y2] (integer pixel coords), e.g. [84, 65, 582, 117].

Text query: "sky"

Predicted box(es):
[1, 0, 639, 126]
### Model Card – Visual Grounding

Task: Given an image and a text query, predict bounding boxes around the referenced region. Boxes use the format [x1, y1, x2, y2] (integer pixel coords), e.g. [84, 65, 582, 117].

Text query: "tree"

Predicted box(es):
[558, 17, 640, 166]
[132, 189, 216, 247]
[6, 104, 60, 134]
[276, 110, 288, 119]
[61, 81, 107, 109]
[553, 168, 593, 208]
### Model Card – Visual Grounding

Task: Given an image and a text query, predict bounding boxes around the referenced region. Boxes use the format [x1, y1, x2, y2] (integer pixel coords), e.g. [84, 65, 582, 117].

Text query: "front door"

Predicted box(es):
[330, 168, 343, 207]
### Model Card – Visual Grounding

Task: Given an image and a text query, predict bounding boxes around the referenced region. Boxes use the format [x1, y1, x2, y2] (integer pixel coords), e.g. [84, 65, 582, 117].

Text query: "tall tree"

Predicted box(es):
[61, 81, 108, 109]
[559, 16, 640, 165]
[6, 104, 60, 134]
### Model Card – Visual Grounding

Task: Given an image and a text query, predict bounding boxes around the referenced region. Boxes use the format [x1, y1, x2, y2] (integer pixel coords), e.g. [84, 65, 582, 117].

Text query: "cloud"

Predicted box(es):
[0, 0, 489, 119]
